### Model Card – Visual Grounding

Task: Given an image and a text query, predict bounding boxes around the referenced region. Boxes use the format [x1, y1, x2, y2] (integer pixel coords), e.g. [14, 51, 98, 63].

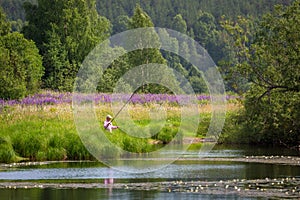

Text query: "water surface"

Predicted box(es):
[1, 145, 299, 200]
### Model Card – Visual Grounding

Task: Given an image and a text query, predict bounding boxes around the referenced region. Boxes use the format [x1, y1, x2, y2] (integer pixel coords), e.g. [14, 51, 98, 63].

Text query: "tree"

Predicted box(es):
[126, 5, 174, 94]
[96, 48, 131, 93]
[222, 1, 300, 146]
[192, 11, 224, 63]
[171, 14, 187, 34]
[113, 15, 130, 34]
[0, 24, 43, 99]
[23, 0, 111, 91]
[42, 30, 71, 91]
[0, 7, 11, 36]
[219, 16, 255, 93]
[193, 11, 217, 47]
[0, 8, 43, 100]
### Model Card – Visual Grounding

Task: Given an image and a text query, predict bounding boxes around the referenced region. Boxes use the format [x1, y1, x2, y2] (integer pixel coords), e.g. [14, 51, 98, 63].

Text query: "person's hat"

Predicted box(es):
[106, 115, 112, 119]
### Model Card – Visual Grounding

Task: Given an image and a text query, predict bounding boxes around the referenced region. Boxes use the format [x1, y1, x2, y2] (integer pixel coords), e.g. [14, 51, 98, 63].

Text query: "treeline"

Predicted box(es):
[0, 0, 299, 146]
[0, 0, 293, 97]
[1, 0, 293, 34]
[1, 0, 292, 22]
[97, 0, 292, 29]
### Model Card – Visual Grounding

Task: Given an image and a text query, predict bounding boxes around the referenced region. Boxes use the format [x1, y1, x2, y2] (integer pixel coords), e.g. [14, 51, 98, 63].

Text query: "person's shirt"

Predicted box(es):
[104, 119, 118, 132]
[104, 120, 111, 129]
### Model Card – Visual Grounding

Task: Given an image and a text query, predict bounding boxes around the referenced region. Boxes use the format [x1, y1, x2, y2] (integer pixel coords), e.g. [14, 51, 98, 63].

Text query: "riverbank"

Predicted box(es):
[0, 92, 241, 163]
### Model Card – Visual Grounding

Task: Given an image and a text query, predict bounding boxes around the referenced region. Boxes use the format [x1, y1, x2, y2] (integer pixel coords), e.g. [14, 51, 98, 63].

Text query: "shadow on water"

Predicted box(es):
[0, 188, 257, 200]
[0, 144, 299, 199]
[0, 159, 299, 181]
[209, 144, 299, 157]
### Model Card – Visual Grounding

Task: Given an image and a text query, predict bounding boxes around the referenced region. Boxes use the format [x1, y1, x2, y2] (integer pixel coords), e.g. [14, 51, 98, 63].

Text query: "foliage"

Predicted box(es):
[96, 48, 131, 93]
[219, 16, 256, 94]
[222, 1, 300, 146]
[1, 0, 294, 94]
[0, 7, 11, 36]
[22, 0, 111, 91]
[96, 0, 293, 65]
[125, 5, 178, 94]
[0, 9, 43, 99]
[96, 0, 293, 29]
[2, 0, 292, 23]
[0, 32, 43, 99]
[171, 14, 187, 34]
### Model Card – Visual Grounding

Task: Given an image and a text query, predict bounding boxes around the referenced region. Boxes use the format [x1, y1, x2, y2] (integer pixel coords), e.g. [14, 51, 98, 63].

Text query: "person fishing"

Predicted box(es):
[103, 92, 136, 133]
[104, 115, 119, 133]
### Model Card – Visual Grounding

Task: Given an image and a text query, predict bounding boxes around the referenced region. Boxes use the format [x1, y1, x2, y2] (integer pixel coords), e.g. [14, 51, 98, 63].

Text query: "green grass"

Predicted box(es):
[0, 105, 94, 163]
[0, 103, 237, 163]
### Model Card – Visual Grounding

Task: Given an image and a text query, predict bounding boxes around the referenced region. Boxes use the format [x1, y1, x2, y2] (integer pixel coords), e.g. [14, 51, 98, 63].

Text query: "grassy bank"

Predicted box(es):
[0, 92, 240, 163]
[0, 105, 92, 163]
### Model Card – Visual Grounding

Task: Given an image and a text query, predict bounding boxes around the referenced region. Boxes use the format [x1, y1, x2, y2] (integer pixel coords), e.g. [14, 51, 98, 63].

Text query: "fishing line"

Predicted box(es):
[110, 91, 137, 123]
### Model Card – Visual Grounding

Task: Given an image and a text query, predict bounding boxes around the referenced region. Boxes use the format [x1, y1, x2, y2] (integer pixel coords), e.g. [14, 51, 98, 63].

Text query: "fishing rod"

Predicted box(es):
[104, 91, 137, 129]
[111, 91, 136, 123]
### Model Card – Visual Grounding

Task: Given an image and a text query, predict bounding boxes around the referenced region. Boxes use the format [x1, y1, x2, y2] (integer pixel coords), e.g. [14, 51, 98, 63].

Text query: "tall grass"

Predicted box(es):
[0, 104, 94, 163]
[0, 135, 19, 163]
[0, 92, 241, 163]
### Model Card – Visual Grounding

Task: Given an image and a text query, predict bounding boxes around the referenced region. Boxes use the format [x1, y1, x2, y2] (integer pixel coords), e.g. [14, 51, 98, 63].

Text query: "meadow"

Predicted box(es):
[0, 91, 240, 163]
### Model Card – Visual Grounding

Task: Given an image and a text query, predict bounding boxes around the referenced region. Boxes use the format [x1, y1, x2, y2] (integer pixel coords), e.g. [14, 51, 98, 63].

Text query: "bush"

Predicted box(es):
[0, 32, 43, 100]
[156, 126, 178, 144]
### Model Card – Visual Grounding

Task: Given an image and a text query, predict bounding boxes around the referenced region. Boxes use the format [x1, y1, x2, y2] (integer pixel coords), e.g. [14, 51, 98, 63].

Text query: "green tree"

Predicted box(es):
[192, 11, 224, 63]
[23, 0, 111, 91]
[126, 5, 174, 93]
[97, 48, 131, 93]
[42, 30, 71, 91]
[0, 8, 43, 100]
[193, 11, 217, 47]
[171, 14, 187, 34]
[0, 7, 11, 36]
[0, 32, 43, 99]
[219, 16, 255, 93]
[157, 28, 208, 94]
[113, 15, 130, 34]
[222, 1, 300, 146]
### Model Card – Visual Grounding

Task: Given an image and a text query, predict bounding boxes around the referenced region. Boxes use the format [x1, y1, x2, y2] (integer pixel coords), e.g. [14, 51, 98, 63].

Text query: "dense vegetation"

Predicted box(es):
[0, 7, 43, 99]
[0, 0, 299, 158]
[0, 92, 223, 163]
[220, 1, 300, 147]
[0, 0, 294, 93]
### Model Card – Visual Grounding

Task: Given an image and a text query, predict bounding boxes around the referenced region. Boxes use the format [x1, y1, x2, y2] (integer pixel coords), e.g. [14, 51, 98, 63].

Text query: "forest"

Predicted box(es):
[0, 0, 299, 148]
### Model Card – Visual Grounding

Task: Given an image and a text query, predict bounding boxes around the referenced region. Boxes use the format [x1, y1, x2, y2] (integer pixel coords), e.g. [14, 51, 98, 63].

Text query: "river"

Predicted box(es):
[0, 144, 299, 199]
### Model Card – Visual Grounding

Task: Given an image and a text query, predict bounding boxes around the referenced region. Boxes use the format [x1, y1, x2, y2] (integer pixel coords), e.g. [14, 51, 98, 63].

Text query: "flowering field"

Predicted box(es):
[0, 91, 239, 106]
[0, 91, 241, 163]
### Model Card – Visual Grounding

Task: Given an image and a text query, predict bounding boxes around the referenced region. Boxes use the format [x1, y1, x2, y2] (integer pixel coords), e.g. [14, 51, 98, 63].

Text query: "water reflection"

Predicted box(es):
[0, 145, 299, 200]
[0, 188, 257, 200]
[0, 161, 299, 181]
